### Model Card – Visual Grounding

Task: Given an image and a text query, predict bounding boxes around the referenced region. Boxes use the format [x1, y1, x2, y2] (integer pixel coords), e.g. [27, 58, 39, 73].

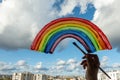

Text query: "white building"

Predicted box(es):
[12, 72, 49, 80]
[98, 70, 120, 80]
[33, 74, 48, 80]
[12, 72, 34, 80]
[12, 72, 85, 80]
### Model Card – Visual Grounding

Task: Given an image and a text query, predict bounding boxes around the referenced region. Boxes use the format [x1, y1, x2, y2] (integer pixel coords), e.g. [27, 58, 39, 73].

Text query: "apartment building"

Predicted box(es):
[98, 70, 120, 80]
[12, 72, 48, 80]
[12, 72, 34, 80]
[33, 74, 48, 80]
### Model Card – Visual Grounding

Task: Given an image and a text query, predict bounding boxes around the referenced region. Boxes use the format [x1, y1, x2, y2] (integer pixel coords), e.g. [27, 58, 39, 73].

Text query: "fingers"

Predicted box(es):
[82, 54, 96, 65]
[81, 54, 100, 69]
[81, 60, 87, 69]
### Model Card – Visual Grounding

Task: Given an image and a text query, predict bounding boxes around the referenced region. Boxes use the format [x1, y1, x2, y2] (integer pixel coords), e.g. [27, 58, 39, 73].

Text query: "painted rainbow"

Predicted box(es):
[31, 17, 112, 53]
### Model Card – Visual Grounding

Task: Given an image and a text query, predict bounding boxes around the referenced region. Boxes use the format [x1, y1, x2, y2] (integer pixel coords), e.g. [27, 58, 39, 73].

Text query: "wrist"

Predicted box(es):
[86, 69, 98, 80]
[86, 74, 97, 80]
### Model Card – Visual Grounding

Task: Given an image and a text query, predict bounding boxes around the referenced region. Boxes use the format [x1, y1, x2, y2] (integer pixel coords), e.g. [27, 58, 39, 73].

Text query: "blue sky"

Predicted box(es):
[0, 0, 2, 3]
[0, 0, 120, 75]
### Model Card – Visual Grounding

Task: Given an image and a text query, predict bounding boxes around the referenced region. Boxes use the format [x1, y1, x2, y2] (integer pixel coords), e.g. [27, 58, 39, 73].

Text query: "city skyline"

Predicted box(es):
[0, 0, 120, 76]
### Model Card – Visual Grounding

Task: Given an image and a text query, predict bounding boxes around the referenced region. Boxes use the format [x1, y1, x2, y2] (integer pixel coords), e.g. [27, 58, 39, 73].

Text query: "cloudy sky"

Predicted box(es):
[0, 0, 120, 75]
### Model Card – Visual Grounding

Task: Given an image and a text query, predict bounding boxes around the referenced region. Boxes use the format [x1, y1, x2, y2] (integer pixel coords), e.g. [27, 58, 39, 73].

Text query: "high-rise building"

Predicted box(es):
[98, 70, 120, 80]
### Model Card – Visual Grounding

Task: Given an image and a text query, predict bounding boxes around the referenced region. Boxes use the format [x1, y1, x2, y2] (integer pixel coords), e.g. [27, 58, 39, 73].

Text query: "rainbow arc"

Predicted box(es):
[31, 17, 112, 53]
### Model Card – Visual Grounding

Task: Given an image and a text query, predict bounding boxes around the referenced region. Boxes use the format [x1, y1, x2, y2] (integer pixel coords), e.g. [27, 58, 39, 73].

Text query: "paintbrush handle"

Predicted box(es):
[73, 42, 111, 79]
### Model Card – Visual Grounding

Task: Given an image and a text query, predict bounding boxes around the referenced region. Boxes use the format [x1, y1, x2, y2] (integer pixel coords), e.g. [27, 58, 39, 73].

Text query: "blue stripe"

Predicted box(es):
[45, 29, 96, 53]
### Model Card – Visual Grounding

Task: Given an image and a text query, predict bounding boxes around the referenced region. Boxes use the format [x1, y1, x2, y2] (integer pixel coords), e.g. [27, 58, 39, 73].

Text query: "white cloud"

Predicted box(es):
[67, 58, 77, 64]
[49, 60, 66, 74]
[16, 60, 27, 66]
[16, 60, 29, 71]
[67, 64, 76, 72]
[56, 65, 65, 70]
[92, 0, 120, 51]
[34, 62, 42, 69]
[93, 0, 114, 9]
[102, 56, 108, 62]
[50, 58, 82, 75]
[34, 62, 49, 73]
[56, 0, 92, 16]
[0, 60, 47, 74]
[57, 60, 66, 66]
[0, 0, 55, 50]
[0, 61, 16, 74]
[101, 56, 108, 68]
[0, 59, 82, 75]
[66, 59, 81, 72]
[112, 63, 120, 68]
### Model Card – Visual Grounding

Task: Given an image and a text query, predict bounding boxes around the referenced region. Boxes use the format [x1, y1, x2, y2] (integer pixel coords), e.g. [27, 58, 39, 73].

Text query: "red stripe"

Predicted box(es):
[31, 17, 112, 50]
